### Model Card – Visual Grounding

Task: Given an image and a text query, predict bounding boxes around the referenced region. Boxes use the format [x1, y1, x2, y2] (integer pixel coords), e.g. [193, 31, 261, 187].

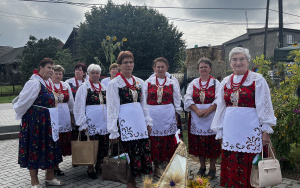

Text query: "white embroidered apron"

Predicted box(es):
[222, 107, 261, 153]
[119, 102, 148, 141]
[190, 103, 216, 136]
[148, 104, 177, 136]
[85, 104, 108, 136]
[47, 107, 59, 142]
[57, 103, 71, 133]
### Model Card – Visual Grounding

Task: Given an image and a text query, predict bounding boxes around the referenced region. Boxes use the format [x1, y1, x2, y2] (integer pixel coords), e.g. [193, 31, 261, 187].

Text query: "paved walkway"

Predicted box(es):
[0, 103, 20, 127]
[1, 139, 300, 188]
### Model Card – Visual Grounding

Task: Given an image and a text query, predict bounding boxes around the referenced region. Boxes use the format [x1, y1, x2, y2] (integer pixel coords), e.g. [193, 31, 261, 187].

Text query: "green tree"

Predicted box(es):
[19, 35, 72, 80]
[53, 49, 74, 69]
[78, 1, 185, 74]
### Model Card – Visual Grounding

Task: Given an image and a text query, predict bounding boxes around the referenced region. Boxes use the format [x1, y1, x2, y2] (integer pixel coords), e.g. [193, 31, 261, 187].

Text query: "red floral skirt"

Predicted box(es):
[220, 150, 256, 188]
[189, 134, 221, 158]
[59, 132, 72, 156]
[122, 138, 153, 177]
[150, 135, 177, 164]
[188, 113, 221, 158]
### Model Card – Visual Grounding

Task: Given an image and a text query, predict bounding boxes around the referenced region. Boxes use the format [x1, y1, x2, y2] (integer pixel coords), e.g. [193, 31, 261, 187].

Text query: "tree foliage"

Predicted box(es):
[19, 35, 72, 80]
[77, 1, 185, 74]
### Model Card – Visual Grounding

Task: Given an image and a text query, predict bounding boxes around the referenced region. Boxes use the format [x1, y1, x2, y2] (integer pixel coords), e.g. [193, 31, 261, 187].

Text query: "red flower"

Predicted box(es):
[33, 69, 39, 74]
[50, 154, 54, 160]
[136, 161, 141, 168]
[20, 148, 25, 154]
[32, 154, 37, 160]
[48, 99, 53, 104]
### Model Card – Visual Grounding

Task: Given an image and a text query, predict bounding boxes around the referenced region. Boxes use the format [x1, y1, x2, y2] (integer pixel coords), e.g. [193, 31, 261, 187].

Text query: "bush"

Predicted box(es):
[253, 51, 300, 167]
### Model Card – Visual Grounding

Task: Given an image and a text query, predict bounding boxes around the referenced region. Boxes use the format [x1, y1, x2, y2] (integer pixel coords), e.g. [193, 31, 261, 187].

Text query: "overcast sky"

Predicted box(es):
[0, 0, 299, 49]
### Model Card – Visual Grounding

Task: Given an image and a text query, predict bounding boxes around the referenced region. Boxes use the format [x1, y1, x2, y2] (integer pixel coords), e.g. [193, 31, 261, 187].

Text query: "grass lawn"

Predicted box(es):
[0, 95, 18, 103]
[0, 85, 23, 95]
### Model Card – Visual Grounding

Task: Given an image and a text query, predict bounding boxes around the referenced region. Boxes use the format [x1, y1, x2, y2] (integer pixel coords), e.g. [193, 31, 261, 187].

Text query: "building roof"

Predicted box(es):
[0, 46, 13, 58]
[223, 27, 300, 45]
[0, 47, 24, 65]
[63, 27, 79, 49]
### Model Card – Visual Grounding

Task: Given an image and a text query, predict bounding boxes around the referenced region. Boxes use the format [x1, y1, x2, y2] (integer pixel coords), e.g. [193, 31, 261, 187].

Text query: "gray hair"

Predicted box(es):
[87, 64, 102, 74]
[229, 47, 251, 62]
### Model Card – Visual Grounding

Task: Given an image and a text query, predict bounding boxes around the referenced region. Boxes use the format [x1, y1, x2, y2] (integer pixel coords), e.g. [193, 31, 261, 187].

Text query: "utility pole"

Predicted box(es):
[263, 0, 270, 58]
[278, 0, 283, 48]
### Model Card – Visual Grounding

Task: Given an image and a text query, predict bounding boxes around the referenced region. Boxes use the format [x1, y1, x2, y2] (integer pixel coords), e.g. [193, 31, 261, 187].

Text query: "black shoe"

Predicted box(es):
[206, 169, 216, 180]
[54, 169, 65, 176]
[197, 168, 206, 177]
[87, 171, 97, 179]
[95, 168, 102, 174]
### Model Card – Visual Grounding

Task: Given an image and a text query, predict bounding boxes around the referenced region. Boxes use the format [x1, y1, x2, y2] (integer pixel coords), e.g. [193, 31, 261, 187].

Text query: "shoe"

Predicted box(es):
[31, 184, 42, 188]
[206, 169, 216, 180]
[54, 169, 65, 176]
[87, 171, 97, 179]
[45, 178, 63, 186]
[95, 163, 102, 174]
[95, 168, 102, 174]
[197, 168, 206, 177]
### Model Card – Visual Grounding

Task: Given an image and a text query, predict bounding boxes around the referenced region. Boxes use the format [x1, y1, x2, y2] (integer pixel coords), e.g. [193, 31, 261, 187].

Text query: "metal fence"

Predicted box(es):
[0, 74, 24, 96]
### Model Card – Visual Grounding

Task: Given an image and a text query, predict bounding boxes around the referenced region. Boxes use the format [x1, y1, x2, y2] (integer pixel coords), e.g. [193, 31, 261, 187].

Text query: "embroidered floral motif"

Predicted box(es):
[119, 87, 142, 104]
[224, 81, 256, 107]
[193, 85, 215, 104]
[86, 89, 106, 105]
[147, 83, 173, 105]
[69, 83, 78, 99]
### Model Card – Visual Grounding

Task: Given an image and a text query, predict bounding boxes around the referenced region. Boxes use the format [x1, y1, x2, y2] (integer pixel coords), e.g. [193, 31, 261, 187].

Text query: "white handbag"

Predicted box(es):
[250, 143, 282, 187]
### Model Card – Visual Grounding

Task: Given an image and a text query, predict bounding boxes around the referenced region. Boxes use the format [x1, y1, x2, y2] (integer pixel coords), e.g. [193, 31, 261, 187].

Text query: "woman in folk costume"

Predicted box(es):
[14, 58, 63, 187]
[65, 63, 88, 98]
[144, 57, 182, 175]
[211, 47, 276, 187]
[184, 57, 221, 179]
[65, 63, 88, 141]
[101, 63, 119, 87]
[107, 51, 153, 188]
[51, 65, 74, 176]
[74, 64, 109, 179]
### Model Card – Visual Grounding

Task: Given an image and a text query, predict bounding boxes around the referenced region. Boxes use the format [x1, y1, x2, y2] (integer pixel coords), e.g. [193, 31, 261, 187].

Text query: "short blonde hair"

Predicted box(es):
[53, 65, 65, 74]
[109, 63, 119, 71]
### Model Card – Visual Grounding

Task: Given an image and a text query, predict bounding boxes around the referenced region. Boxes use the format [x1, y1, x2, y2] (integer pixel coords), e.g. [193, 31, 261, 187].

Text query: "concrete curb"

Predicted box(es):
[0, 125, 19, 140]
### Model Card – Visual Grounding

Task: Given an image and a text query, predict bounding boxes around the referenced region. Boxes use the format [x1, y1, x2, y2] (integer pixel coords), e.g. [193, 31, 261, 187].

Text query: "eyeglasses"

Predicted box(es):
[122, 61, 134, 64]
[231, 57, 246, 62]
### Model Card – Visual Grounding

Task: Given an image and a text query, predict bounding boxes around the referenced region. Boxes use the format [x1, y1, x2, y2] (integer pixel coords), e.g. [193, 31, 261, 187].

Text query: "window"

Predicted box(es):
[286, 34, 295, 44]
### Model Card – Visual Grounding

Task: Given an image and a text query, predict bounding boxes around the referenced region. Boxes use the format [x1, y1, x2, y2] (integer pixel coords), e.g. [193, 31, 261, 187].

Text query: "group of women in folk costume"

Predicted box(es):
[14, 46, 276, 188]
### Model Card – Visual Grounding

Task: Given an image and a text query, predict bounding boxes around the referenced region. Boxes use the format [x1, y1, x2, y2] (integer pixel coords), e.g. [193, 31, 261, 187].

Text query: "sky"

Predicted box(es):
[0, 0, 299, 49]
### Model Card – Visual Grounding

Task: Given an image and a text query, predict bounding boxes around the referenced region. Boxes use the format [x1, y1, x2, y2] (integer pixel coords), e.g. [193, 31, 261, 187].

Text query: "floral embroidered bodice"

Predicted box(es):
[119, 87, 141, 104]
[33, 83, 55, 108]
[147, 83, 173, 105]
[192, 85, 215, 104]
[68, 82, 78, 99]
[86, 89, 106, 105]
[224, 81, 256, 108]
